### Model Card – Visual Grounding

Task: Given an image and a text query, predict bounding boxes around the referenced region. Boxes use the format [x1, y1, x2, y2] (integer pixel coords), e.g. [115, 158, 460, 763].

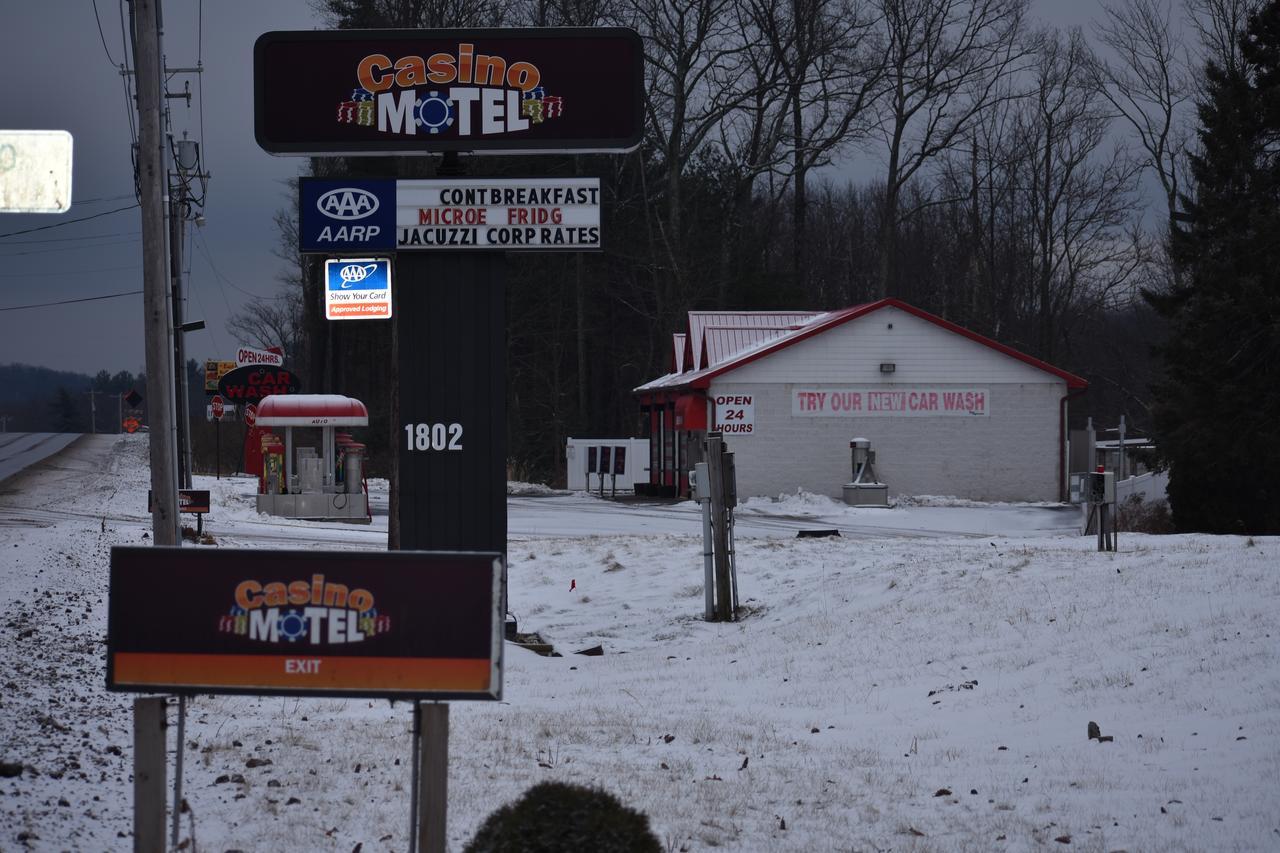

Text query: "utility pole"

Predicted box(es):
[84, 390, 97, 434]
[132, 0, 181, 546]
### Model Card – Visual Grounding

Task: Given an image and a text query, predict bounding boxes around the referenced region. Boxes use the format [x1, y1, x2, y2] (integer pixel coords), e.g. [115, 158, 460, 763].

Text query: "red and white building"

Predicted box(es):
[634, 299, 1087, 502]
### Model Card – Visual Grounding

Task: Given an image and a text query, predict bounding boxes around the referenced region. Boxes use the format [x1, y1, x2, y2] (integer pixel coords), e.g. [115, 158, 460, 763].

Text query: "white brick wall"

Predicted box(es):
[705, 308, 1067, 501]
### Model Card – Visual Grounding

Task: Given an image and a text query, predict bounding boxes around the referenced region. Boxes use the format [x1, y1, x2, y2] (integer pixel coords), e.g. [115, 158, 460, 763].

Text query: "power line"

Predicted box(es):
[118, 0, 138, 148]
[0, 204, 139, 240]
[0, 290, 143, 312]
[92, 0, 120, 67]
[0, 263, 141, 278]
[192, 232, 267, 298]
[0, 230, 140, 246]
[0, 236, 142, 257]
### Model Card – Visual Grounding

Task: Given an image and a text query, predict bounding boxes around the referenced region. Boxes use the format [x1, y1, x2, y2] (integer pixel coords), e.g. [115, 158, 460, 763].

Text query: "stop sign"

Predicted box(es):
[244, 402, 257, 427]
[211, 395, 225, 419]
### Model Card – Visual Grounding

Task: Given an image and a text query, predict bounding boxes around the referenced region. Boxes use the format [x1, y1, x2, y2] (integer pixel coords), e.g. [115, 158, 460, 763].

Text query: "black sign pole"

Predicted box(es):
[396, 250, 506, 556]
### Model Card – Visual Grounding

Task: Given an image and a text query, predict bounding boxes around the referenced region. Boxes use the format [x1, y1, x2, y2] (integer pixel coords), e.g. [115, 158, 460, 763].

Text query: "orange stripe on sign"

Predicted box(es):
[113, 653, 492, 692]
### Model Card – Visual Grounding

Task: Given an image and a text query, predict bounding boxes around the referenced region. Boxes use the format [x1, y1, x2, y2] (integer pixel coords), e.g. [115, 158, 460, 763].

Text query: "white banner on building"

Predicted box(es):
[714, 393, 754, 434]
[396, 177, 600, 250]
[792, 388, 989, 417]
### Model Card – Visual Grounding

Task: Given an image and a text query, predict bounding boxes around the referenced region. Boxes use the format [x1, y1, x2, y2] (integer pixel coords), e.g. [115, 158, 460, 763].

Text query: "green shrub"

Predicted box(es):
[463, 781, 662, 853]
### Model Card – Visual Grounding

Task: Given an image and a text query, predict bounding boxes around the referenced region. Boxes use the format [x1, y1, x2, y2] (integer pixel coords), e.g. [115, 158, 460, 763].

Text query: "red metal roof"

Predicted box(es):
[255, 394, 369, 426]
[635, 299, 1088, 394]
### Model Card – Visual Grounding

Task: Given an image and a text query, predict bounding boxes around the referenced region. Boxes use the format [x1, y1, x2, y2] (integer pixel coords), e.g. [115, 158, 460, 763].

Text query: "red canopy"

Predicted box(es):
[254, 394, 369, 427]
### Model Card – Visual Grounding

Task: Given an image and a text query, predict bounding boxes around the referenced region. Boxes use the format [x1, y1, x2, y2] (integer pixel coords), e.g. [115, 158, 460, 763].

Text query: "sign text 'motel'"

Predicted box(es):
[300, 177, 602, 253]
[255, 28, 643, 155]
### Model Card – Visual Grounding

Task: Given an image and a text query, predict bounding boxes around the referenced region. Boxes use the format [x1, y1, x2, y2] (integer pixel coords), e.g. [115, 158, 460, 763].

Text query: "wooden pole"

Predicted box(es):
[416, 702, 449, 853]
[133, 697, 167, 853]
[705, 433, 732, 621]
[133, 0, 181, 546]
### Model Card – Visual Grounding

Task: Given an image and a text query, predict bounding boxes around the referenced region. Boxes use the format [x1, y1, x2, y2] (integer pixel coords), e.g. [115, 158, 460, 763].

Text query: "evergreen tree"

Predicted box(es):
[49, 387, 81, 433]
[1150, 1, 1280, 532]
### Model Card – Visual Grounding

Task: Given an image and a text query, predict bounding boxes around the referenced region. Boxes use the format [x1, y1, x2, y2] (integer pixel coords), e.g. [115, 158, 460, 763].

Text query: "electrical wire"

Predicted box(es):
[192, 232, 267, 299]
[0, 290, 143, 312]
[0, 230, 140, 246]
[0, 236, 141, 257]
[0, 204, 139, 240]
[118, 0, 138, 149]
[92, 0, 119, 66]
[0, 264, 141, 278]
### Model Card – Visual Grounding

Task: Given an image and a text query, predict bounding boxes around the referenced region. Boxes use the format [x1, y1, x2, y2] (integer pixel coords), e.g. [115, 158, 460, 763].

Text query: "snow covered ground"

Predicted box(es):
[1, 434, 1277, 851]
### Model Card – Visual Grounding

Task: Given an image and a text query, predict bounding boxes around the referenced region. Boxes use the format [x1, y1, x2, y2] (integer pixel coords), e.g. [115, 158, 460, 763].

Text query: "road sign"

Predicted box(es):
[0, 130, 73, 213]
[124, 388, 143, 408]
[325, 257, 393, 320]
[244, 403, 258, 427]
[211, 395, 225, 419]
[108, 547, 504, 700]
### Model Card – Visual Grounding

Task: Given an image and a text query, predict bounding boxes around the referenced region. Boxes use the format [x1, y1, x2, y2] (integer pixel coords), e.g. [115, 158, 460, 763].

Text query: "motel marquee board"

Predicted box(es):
[255, 28, 644, 155]
[107, 547, 503, 700]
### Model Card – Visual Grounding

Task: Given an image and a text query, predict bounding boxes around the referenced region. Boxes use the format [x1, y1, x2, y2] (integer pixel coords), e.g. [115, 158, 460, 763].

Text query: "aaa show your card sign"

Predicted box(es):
[107, 547, 503, 701]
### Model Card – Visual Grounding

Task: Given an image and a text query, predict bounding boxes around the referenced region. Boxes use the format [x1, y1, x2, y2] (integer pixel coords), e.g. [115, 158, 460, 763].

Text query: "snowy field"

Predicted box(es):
[0, 434, 1277, 852]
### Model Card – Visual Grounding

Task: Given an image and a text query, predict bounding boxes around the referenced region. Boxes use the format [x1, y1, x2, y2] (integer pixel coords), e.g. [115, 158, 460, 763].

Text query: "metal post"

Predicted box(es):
[132, 0, 181, 546]
[170, 186, 190, 488]
[408, 705, 421, 853]
[415, 702, 449, 853]
[133, 697, 167, 853]
[170, 696, 185, 849]
[695, 461, 713, 620]
[1118, 415, 1126, 482]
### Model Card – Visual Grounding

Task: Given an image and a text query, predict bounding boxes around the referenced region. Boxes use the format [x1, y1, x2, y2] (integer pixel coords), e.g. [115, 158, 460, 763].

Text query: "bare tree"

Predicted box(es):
[227, 206, 305, 363]
[744, 0, 885, 292]
[869, 0, 1031, 299]
[316, 0, 511, 28]
[621, 0, 760, 312]
[1091, 0, 1194, 226]
[1185, 0, 1264, 76]
[1015, 29, 1144, 360]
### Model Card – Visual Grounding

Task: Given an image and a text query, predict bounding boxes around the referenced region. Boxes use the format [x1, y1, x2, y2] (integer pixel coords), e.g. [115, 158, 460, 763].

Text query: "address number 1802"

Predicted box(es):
[404, 422, 463, 451]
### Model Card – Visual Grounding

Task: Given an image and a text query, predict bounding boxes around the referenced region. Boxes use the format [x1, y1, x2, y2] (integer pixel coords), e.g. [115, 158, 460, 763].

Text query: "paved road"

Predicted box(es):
[0, 433, 84, 483]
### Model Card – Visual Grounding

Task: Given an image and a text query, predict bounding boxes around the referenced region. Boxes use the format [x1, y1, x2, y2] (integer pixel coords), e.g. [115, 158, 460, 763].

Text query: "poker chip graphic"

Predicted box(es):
[414, 91, 454, 134]
[278, 609, 308, 642]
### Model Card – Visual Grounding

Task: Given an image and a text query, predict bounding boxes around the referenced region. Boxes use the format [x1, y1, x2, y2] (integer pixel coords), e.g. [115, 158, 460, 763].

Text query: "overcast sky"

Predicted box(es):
[1, 1, 1102, 376]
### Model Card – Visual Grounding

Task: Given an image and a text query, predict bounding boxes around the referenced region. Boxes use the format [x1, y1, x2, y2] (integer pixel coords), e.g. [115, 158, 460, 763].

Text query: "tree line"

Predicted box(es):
[226, 0, 1276, 530]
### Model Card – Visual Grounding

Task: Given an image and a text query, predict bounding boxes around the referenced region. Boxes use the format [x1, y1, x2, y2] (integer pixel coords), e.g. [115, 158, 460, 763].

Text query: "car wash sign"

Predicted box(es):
[108, 547, 504, 700]
[255, 28, 643, 155]
[792, 387, 990, 417]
